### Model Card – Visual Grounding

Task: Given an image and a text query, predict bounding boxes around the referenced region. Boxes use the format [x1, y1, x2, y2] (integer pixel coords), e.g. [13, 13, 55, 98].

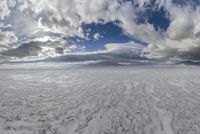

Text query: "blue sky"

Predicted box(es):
[71, 22, 149, 51]
[70, 22, 132, 51]
[71, 5, 170, 51]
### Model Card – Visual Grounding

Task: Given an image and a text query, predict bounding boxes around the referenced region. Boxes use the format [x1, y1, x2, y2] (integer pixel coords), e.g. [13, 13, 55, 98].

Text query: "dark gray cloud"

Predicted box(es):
[2, 41, 42, 58]
[55, 47, 64, 54]
[1, 39, 69, 58]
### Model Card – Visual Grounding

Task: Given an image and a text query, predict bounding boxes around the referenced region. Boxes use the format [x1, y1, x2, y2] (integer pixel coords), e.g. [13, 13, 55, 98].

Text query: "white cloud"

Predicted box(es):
[0, 30, 18, 51]
[144, 5, 200, 59]
[104, 42, 144, 57]
[0, 0, 16, 20]
[93, 33, 103, 40]
[0, 1, 10, 20]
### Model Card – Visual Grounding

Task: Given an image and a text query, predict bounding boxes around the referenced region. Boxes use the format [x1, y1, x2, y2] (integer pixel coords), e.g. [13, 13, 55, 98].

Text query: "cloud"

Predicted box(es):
[0, 1, 10, 20]
[167, 17, 193, 40]
[2, 0, 140, 60]
[0, 0, 17, 52]
[0, 30, 18, 51]
[0, 0, 16, 20]
[2, 41, 42, 58]
[93, 33, 103, 40]
[143, 5, 200, 59]
[104, 42, 144, 57]
[14, 0, 143, 38]
[1, 36, 78, 60]
[40, 41, 145, 63]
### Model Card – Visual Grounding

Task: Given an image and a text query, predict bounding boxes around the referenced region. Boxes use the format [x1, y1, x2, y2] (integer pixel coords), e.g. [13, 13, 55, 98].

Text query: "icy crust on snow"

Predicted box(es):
[0, 67, 200, 134]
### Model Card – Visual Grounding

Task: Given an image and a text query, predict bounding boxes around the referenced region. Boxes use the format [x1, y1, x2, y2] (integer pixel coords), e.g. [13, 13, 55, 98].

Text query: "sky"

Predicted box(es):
[0, 0, 200, 64]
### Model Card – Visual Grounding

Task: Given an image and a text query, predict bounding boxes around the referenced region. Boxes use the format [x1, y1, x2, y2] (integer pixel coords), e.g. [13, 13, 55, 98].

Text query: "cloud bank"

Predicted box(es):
[0, 0, 200, 63]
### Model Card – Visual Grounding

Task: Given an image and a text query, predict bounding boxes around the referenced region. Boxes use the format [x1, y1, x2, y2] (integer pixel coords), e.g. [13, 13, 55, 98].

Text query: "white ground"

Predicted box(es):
[0, 66, 200, 134]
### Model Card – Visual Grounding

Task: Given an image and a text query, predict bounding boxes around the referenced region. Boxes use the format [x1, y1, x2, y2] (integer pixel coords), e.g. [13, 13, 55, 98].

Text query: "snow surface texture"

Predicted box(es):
[0, 66, 200, 134]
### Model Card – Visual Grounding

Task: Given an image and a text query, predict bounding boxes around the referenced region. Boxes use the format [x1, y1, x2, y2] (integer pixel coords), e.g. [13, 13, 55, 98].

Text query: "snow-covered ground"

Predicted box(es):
[0, 66, 200, 134]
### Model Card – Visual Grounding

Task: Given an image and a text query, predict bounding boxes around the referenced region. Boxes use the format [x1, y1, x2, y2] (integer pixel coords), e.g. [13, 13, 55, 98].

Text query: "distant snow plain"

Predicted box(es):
[0, 64, 200, 134]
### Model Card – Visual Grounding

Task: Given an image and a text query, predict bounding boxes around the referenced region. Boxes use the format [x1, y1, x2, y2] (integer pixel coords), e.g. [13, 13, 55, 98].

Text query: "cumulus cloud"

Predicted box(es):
[144, 5, 200, 59]
[0, 30, 18, 51]
[93, 33, 103, 40]
[13, 0, 164, 56]
[0, 1, 10, 20]
[0, 0, 17, 52]
[0, 0, 16, 20]
[1, 35, 78, 61]
[15, 0, 153, 39]
[2, 41, 42, 58]
[104, 42, 144, 58]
